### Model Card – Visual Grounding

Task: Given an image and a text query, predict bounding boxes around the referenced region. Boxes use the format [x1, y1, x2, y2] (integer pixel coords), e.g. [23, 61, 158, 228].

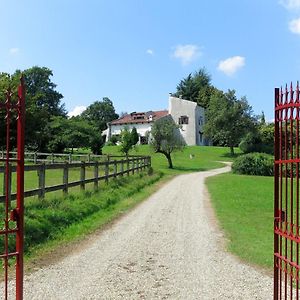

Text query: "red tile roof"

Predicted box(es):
[110, 110, 169, 125]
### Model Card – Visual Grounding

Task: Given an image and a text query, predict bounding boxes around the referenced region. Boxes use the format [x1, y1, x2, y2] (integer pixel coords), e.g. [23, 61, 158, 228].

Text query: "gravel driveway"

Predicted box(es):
[5, 165, 273, 299]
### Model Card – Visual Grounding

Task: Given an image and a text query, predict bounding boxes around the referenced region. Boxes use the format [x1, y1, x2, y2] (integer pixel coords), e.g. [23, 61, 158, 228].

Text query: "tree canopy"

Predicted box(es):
[204, 90, 254, 155]
[120, 127, 139, 156]
[81, 97, 118, 131]
[0, 66, 115, 155]
[0, 66, 66, 151]
[175, 68, 210, 104]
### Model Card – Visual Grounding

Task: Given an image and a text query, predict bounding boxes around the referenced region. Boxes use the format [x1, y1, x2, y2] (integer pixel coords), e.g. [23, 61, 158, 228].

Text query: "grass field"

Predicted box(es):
[1, 145, 238, 196]
[103, 144, 239, 175]
[206, 173, 273, 269]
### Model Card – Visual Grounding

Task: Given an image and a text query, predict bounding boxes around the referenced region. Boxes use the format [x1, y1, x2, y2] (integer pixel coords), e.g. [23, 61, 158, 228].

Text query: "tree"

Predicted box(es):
[204, 90, 255, 155]
[120, 128, 133, 156]
[130, 127, 139, 145]
[89, 129, 105, 155]
[0, 67, 67, 151]
[81, 97, 118, 131]
[175, 68, 211, 103]
[47, 116, 105, 154]
[150, 117, 185, 168]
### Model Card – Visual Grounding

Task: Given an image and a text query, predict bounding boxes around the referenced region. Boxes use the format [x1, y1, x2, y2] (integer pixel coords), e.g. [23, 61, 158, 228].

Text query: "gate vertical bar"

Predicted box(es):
[274, 87, 280, 300]
[4, 87, 12, 300]
[16, 76, 25, 300]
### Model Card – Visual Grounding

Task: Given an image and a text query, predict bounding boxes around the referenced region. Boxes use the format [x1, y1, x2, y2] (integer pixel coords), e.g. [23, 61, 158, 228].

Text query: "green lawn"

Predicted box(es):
[103, 144, 239, 175]
[206, 173, 273, 269]
[1, 145, 238, 196]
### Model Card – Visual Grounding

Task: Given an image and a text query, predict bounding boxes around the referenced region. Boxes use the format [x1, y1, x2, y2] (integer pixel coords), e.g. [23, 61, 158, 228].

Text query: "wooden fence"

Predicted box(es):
[0, 156, 151, 202]
[0, 151, 123, 164]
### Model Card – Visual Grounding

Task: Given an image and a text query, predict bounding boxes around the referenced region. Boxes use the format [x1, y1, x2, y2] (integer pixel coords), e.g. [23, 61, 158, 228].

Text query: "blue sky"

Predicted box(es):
[1, 0, 300, 121]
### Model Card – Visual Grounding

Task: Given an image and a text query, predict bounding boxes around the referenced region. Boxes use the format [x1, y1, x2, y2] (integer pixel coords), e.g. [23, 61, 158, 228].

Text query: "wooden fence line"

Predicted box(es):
[0, 156, 151, 202]
[0, 151, 141, 164]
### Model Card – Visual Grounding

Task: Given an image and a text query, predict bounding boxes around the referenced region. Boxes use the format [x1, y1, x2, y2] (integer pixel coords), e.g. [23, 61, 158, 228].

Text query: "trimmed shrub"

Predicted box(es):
[232, 152, 273, 176]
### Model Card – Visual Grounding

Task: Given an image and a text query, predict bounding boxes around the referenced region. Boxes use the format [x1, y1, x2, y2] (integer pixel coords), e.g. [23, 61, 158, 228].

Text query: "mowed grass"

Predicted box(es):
[206, 173, 273, 269]
[1, 145, 238, 196]
[103, 145, 239, 175]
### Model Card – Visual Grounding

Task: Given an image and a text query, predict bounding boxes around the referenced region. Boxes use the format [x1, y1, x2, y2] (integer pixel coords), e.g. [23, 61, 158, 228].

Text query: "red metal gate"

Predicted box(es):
[274, 83, 300, 299]
[0, 77, 25, 300]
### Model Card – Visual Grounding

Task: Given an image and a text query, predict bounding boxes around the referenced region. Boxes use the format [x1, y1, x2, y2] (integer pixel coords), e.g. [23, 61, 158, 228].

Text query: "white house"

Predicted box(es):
[106, 95, 208, 146]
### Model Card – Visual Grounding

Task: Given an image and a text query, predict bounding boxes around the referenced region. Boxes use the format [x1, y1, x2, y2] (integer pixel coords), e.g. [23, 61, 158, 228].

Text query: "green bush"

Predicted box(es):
[232, 152, 274, 176]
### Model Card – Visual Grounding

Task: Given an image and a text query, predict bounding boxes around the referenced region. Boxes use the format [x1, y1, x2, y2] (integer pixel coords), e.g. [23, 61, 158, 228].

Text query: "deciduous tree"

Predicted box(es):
[81, 97, 118, 131]
[204, 90, 255, 155]
[150, 117, 185, 168]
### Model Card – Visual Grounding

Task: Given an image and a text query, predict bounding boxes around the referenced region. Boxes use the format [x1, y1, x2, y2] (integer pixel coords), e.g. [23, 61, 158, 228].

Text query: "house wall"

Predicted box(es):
[169, 96, 206, 146]
[106, 123, 152, 142]
[106, 96, 207, 146]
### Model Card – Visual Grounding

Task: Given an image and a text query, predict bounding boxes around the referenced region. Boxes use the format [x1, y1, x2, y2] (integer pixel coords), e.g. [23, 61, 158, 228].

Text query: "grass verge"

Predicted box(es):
[206, 173, 273, 269]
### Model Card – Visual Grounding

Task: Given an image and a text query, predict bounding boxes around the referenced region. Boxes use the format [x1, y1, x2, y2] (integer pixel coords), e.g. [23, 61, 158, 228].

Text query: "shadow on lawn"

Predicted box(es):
[171, 166, 214, 172]
[221, 152, 242, 159]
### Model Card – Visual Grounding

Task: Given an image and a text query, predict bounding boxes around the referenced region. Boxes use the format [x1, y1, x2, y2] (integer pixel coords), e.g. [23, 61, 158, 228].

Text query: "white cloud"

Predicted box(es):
[146, 49, 154, 55]
[279, 0, 300, 10]
[289, 18, 300, 34]
[218, 56, 245, 76]
[9, 48, 20, 55]
[172, 44, 201, 65]
[68, 106, 86, 117]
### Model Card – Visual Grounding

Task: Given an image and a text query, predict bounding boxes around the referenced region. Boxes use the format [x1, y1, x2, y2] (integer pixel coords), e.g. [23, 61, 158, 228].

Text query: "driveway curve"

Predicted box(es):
[9, 165, 273, 299]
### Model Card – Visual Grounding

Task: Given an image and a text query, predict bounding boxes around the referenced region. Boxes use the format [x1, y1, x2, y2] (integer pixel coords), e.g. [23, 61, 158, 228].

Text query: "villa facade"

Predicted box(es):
[106, 95, 208, 146]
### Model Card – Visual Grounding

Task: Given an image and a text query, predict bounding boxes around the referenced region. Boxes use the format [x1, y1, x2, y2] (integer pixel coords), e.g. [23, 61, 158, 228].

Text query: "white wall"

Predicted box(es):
[169, 96, 206, 145]
[107, 123, 152, 142]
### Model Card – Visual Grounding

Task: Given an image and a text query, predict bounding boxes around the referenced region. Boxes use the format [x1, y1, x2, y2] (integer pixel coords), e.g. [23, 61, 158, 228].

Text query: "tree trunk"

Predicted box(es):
[165, 153, 173, 169]
[230, 146, 234, 156]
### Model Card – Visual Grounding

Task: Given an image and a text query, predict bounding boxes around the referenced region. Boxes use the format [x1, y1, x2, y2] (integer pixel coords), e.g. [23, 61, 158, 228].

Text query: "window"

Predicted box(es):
[133, 116, 144, 120]
[199, 116, 203, 125]
[179, 116, 189, 125]
[199, 131, 203, 143]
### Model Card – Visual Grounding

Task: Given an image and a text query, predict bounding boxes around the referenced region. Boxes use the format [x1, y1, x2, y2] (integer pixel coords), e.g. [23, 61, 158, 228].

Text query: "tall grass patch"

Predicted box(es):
[21, 171, 163, 255]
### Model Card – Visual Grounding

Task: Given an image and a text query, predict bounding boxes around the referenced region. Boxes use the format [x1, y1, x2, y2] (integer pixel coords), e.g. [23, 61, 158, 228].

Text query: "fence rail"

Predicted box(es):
[0, 156, 151, 202]
[0, 151, 117, 164]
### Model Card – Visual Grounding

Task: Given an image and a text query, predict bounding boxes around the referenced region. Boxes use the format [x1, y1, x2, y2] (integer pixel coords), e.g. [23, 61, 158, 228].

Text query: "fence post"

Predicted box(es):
[80, 161, 85, 190]
[113, 160, 117, 178]
[63, 162, 69, 195]
[132, 158, 135, 175]
[51, 153, 54, 164]
[38, 163, 46, 199]
[34, 152, 37, 164]
[88, 154, 91, 163]
[120, 160, 124, 176]
[105, 161, 109, 184]
[94, 161, 99, 190]
[127, 159, 130, 176]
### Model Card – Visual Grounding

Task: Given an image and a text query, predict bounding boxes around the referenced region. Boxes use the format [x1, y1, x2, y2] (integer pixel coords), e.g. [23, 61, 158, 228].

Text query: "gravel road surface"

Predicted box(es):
[4, 165, 273, 299]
